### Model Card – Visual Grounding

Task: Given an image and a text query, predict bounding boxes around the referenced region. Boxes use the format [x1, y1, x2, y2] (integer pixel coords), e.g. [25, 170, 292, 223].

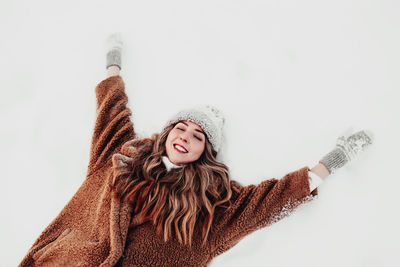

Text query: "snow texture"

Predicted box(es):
[1, 1, 399, 267]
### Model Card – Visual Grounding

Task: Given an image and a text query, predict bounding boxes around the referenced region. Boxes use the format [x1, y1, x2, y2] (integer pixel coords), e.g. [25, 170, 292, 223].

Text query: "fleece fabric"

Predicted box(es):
[19, 75, 318, 267]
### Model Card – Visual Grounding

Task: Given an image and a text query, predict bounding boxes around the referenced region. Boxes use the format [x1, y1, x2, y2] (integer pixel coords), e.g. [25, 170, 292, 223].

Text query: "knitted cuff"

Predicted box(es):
[106, 49, 121, 70]
[319, 147, 349, 175]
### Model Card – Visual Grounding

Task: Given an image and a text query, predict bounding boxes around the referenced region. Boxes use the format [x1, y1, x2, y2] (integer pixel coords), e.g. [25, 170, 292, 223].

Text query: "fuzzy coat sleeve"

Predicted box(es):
[208, 166, 318, 259]
[18, 76, 136, 267]
[87, 75, 136, 176]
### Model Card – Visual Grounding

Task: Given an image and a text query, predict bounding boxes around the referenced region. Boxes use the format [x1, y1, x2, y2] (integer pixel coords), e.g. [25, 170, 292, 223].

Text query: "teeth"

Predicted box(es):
[174, 144, 187, 153]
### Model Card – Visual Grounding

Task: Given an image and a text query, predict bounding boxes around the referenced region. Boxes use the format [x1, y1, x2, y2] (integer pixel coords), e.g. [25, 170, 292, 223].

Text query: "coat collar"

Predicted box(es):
[162, 156, 184, 172]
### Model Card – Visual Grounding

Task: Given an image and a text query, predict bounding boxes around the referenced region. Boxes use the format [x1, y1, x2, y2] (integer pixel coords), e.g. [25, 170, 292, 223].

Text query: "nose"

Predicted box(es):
[179, 132, 189, 143]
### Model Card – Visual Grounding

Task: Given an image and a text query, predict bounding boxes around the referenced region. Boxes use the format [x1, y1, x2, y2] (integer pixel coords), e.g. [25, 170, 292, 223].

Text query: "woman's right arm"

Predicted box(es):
[86, 75, 136, 177]
[86, 34, 136, 177]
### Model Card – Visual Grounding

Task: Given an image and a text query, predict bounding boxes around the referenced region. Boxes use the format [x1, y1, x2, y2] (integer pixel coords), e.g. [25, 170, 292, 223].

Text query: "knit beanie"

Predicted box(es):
[162, 105, 225, 153]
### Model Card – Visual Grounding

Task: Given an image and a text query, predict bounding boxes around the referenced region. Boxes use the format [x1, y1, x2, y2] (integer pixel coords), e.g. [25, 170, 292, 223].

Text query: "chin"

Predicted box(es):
[173, 158, 187, 165]
[168, 155, 184, 165]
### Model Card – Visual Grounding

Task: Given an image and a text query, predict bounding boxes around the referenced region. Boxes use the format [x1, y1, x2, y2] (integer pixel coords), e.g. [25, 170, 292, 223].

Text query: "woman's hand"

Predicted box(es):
[105, 32, 123, 77]
[318, 130, 374, 175]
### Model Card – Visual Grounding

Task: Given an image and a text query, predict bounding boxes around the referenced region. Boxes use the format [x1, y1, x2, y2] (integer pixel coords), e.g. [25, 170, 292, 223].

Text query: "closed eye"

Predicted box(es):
[176, 125, 203, 141]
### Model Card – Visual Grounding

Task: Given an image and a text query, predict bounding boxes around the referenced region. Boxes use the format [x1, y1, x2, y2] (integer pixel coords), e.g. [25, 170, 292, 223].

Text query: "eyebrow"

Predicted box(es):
[179, 121, 205, 135]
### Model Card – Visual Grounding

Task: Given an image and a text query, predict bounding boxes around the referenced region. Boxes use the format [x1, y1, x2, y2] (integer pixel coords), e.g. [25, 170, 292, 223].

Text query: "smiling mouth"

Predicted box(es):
[174, 144, 188, 153]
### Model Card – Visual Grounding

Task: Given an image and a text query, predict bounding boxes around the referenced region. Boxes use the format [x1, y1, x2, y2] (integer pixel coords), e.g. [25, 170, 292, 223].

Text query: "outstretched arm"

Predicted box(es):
[86, 33, 135, 176]
[207, 130, 373, 258]
[208, 166, 318, 259]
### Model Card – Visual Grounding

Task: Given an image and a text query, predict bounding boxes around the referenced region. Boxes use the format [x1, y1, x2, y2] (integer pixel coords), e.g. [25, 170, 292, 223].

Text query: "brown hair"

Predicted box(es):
[111, 123, 241, 247]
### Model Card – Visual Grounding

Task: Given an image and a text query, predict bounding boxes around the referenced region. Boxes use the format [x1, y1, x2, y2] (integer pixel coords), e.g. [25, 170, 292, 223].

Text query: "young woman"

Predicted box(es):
[19, 34, 373, 267]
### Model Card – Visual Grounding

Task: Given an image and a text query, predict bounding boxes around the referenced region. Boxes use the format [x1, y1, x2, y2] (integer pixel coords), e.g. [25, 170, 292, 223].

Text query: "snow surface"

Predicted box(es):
[1, 0, 399, 266]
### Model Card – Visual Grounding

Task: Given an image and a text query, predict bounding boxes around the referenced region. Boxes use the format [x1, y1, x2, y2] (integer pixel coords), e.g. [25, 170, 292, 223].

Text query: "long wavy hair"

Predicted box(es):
[111, 122, 242, 247]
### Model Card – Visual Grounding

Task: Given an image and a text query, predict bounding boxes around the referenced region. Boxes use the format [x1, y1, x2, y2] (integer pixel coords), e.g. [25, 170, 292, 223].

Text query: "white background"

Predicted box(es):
[1, 0, 399, 266]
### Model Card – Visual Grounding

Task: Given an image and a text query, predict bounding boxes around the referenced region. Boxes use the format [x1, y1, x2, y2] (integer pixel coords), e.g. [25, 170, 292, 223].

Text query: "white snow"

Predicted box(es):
[0, 0, 399, 266]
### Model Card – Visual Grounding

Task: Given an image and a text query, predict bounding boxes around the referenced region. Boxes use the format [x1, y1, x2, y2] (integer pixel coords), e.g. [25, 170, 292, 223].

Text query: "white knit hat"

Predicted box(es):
[163, 105, 225, 153]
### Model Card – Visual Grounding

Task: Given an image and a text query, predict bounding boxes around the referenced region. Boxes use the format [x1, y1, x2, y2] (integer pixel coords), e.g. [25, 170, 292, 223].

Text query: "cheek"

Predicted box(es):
[168, 131, 177, 141]
[192, 143, 205, 157]
[165, 134, 173, 152]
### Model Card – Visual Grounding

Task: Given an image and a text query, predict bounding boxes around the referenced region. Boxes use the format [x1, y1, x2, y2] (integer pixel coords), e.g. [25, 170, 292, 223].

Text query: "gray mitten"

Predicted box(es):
[319, 130, 373, 174]
[105, 32, 123, 70]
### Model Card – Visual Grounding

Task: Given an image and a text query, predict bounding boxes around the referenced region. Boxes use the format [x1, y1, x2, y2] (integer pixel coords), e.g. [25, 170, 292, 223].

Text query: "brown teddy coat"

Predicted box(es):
[19, 75, 318, 267]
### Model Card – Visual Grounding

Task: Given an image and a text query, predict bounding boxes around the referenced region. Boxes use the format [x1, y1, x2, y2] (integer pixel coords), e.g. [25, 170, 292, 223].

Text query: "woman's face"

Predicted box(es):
[165, 120, 206, 165]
